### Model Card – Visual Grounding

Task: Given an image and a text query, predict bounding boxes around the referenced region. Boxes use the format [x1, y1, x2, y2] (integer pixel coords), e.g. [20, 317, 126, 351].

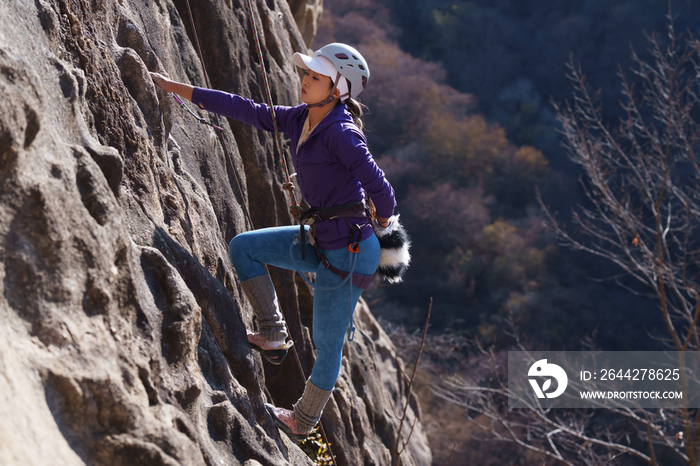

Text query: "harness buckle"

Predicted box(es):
[306, 229, 316, 246]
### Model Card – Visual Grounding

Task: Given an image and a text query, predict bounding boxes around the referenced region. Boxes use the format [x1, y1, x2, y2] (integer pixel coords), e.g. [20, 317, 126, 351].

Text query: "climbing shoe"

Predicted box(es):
[265, 403, 307, 443]
[247, 330, 293, 365]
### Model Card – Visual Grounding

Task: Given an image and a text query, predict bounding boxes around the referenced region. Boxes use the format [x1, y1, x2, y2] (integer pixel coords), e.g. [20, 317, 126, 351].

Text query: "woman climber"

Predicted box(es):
[150, 43, 402, 442]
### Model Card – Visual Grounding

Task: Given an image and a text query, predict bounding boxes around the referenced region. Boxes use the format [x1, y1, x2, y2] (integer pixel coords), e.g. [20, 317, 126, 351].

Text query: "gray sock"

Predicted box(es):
[293, 379, 333, 434]
[240, 275, 287, 341]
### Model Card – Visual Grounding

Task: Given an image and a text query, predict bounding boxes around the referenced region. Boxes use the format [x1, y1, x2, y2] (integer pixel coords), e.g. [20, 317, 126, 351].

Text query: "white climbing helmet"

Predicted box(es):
[293, 43, 369, 105]
[293, 53, 350, 101]
[315, 43, 369, 99]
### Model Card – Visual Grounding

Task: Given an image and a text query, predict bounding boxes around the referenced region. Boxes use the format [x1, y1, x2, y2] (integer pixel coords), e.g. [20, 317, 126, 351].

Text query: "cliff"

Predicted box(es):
[0, 0, 430, 465]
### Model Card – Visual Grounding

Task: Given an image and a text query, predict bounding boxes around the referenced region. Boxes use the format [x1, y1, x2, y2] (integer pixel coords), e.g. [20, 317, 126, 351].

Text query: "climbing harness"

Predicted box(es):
[296, 201, 374, 290]
[289, 201, 374, 342]
[289, 241, 358, 291]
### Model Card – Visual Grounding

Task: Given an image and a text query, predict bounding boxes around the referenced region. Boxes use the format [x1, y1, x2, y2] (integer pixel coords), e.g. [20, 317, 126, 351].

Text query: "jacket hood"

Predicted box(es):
[304, 102, 355, 133]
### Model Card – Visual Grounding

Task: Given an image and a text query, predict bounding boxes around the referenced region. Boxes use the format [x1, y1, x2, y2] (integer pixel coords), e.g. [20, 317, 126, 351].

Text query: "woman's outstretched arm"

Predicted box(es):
[150, 72, 194, 101]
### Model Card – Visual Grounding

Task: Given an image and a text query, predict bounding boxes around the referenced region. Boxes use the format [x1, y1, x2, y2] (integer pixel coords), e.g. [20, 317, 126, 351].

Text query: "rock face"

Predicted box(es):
[0, 0, 430, 465]
[287, 0, 324, 48]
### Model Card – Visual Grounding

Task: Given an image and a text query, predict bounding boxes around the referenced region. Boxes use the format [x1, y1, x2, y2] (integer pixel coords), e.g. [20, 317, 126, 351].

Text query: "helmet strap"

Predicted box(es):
[306, 72, 346, 108]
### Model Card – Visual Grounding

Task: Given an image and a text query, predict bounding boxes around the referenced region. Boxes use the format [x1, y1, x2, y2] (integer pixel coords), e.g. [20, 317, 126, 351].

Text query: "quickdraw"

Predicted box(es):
[172, 93, 225, 132]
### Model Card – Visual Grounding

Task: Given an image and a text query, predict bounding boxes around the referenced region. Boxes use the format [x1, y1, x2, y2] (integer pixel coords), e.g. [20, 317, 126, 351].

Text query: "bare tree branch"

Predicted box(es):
[439, 22, 700, 465]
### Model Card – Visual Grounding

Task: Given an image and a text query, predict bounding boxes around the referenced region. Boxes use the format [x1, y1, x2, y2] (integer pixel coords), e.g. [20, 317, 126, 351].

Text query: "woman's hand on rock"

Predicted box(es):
[149, 73, 195, 101]
[150, 72, 170, 92]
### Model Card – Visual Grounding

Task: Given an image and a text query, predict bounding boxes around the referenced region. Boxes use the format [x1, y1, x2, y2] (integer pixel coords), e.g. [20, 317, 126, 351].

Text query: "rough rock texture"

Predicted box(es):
[0, 0, 430, 465]
[287, 0, 324, 48]
[346, 300, 433, 466]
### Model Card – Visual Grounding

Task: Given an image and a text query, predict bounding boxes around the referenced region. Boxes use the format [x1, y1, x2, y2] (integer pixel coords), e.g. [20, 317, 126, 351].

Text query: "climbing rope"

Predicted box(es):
[178, 0, 337, 461]
[240, 3, 337, 462]
[242, 0, 304, 221]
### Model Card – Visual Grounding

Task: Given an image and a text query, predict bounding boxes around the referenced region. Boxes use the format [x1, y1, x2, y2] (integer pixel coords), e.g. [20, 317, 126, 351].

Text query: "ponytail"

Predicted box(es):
[344, 97, 367, 134]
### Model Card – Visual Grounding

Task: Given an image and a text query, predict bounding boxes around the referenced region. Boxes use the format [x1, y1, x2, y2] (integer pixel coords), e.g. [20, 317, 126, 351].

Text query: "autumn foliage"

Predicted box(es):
[315, 1, 552, 337]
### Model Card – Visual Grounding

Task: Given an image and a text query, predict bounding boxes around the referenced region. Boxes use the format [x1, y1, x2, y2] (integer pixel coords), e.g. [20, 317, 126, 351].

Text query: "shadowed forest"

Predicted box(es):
[315, 0, 700, 350]
[315, 2, 700, 463]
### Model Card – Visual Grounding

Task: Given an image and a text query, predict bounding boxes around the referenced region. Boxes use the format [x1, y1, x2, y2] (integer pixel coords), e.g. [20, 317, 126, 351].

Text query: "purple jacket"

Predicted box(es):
[192, 87, 396, 250]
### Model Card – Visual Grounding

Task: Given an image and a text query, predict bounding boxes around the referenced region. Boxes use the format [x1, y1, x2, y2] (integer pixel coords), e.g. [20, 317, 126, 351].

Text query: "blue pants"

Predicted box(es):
[229, 226, 380, 391]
